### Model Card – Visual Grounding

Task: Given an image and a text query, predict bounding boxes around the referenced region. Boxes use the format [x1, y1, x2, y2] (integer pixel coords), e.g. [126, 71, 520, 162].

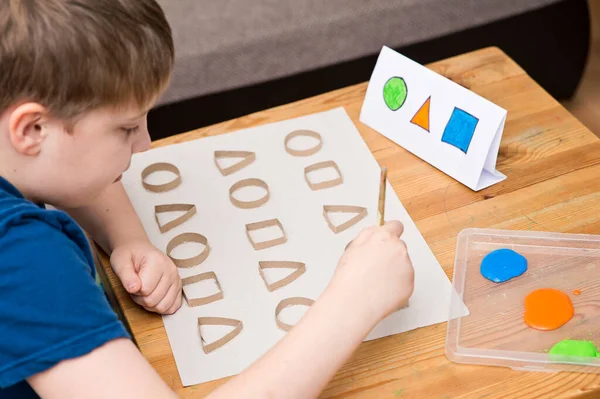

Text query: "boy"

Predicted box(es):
[0, 1, 414, 398]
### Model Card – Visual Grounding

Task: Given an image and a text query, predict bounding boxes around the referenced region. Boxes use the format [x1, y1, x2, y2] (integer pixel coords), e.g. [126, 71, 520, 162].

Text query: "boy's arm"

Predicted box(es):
[64, 181, 146, 254]
[28, 339, 178, 399]
[210, 285, 379, 399]
[26, 288, 373, 399]
[209, 221, 414, 399]
[64, 181, 182, 315]
[28, 222, 411, 399]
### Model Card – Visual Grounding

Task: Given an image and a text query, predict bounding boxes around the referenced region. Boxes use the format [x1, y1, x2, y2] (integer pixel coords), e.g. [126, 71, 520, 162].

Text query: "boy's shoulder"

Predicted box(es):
[0, 177, 129, 392]
[0, 177, 93, 268]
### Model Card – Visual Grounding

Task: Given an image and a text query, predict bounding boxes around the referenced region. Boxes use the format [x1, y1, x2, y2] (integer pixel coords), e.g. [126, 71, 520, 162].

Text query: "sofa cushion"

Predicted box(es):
[158, 0, 562, 105]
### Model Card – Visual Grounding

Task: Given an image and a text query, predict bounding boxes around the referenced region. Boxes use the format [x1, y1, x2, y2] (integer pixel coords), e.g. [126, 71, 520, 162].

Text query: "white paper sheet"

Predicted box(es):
[121, 108, 468, 386]
[360, 46, 507, 191]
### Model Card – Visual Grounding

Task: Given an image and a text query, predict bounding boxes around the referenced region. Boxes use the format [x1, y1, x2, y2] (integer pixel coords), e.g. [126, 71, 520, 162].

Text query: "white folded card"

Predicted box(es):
[360, 46, 507, 191]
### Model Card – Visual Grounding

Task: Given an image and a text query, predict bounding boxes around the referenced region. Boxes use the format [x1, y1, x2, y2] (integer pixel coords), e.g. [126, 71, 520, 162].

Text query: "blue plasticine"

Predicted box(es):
[480, 249, 528, 283]
[441, 108, 479, 153]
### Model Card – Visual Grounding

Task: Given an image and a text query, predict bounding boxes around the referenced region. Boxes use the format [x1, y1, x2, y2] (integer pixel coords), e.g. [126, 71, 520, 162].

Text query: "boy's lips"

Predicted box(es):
[114, 161, 131, 183]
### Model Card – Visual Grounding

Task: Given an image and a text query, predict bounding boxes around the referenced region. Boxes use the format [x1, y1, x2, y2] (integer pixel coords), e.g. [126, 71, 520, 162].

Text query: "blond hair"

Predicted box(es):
[0, 0, 174, 118]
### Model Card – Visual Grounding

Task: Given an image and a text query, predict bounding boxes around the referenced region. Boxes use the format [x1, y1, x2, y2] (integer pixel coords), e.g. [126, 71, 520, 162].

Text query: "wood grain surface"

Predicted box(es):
[97, 47, 600, 398]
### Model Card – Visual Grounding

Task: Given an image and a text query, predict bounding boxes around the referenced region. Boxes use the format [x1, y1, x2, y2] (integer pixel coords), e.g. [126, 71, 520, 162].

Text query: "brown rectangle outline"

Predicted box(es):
[304, 160, 343, 190]
[245, 218, 287, 250]
[182, 271, 224, 307]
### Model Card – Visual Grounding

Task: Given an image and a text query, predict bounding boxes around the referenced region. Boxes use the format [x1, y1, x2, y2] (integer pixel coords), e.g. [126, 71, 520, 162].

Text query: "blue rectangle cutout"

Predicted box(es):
[441, 108, 479, 153]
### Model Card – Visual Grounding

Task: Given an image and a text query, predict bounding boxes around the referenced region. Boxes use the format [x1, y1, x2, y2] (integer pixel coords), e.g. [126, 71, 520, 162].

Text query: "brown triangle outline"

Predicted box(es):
[258, 261, 306, 292]
[154, 203, 197, 234]
[214, 150, 256, 176]
[322, 205, 368, 234]
[197, 317, 243, 354]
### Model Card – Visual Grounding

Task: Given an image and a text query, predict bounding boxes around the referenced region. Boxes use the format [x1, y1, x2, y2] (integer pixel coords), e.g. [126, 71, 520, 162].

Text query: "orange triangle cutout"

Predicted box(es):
[410, 96, 430, 132]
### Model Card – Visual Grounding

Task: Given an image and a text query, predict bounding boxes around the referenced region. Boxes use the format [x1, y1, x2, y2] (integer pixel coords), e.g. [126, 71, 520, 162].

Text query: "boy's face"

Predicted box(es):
[12, 103, 152, 208]
[61, 106, 152, 206]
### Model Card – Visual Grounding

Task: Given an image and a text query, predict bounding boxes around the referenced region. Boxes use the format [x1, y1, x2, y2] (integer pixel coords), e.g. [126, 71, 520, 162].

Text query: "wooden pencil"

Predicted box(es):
[378, 166, 408, 310]
[377, 166, 387, 226]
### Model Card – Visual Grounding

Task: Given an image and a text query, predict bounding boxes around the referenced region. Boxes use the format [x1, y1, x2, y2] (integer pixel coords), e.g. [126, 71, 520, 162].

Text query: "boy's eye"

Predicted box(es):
[122, 126, 139, 136]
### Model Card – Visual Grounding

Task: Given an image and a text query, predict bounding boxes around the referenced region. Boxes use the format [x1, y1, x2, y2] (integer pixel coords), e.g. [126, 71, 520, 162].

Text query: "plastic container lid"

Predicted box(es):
[446, 228, 600, 373]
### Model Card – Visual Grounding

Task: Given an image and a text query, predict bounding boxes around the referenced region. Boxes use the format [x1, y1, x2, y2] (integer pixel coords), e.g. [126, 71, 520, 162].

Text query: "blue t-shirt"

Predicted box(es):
[0, 176, 129, 398]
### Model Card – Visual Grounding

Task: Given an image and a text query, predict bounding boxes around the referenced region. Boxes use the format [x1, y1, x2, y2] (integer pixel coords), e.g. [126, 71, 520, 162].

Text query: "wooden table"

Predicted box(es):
[97, 47, 600, 398]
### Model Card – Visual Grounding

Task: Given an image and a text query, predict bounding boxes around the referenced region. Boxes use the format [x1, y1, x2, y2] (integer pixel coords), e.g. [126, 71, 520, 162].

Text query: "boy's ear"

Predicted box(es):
[8, 102, 52, 156]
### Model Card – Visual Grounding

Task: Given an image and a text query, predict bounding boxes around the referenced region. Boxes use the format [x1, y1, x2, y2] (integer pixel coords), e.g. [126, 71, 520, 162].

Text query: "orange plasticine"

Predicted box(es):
[573, 289, 581, 295]
[524, 288, 574, 331]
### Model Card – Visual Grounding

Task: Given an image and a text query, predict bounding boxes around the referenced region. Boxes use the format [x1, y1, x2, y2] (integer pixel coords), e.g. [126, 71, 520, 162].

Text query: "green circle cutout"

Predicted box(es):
[383, 77, 408, 111]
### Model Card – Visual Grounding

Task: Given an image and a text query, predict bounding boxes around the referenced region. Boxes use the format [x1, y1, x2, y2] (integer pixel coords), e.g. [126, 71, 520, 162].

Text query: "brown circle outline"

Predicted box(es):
[229, 178, 270, 209]
[284, 130, 323, 157]
[141, 162, 182, 193]
[166, 232, 210, 268]
[275, 297, 315, 332]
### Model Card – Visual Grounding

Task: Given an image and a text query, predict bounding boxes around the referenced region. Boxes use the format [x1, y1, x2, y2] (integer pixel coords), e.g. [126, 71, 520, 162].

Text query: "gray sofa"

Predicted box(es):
[159, 0, 563, 105]
[150, 0, 589, 138]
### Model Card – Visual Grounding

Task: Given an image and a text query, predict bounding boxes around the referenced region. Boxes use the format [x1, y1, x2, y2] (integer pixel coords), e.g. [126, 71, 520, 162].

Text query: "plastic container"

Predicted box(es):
[446, 228, 600, 373]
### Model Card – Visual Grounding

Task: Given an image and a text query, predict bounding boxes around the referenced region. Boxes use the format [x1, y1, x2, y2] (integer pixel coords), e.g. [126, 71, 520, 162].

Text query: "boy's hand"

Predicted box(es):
[110, 239, 182, 315]
[329, 221, 414, 323]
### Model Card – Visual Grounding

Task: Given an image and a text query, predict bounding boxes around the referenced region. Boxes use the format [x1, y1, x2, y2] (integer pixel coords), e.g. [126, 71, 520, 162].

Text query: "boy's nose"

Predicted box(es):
[133, 129, 151, 153]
